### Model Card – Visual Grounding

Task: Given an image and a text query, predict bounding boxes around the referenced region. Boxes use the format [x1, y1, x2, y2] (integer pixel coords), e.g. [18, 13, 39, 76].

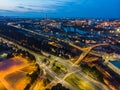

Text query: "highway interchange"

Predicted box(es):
[0, 25, 111, 90]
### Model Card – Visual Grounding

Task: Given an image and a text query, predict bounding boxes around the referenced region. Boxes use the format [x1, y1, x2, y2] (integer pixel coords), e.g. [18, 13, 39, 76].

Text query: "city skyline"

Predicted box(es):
[0, 0, 120, 18]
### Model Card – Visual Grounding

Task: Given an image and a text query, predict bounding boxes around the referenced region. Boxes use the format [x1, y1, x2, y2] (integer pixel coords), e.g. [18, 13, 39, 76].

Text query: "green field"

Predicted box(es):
[65, 74, 94, 90]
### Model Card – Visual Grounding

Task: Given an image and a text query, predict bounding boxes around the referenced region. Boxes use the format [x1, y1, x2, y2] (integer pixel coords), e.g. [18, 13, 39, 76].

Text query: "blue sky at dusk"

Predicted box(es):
[0, 0, 119, 18]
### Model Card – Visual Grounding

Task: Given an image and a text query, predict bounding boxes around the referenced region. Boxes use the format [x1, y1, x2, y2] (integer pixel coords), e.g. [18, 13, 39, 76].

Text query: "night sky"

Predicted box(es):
[0, 0, 119, 18]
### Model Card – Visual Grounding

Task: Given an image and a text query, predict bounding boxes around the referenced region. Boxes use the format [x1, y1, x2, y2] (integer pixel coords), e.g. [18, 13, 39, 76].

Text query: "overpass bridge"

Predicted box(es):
[70, 43, 109, 66]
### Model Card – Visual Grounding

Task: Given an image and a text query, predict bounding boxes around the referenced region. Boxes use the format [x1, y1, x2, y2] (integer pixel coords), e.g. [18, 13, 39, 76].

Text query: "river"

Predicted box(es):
[111, 61, 120, 69]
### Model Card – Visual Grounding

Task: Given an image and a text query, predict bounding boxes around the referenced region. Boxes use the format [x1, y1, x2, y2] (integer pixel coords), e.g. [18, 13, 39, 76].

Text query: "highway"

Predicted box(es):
[0, 36, 76, 90]
[0, 36, 110, 90]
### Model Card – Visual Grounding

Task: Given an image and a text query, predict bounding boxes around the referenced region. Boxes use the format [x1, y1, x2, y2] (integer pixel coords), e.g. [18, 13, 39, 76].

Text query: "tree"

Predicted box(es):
[51, 83, 69, 90]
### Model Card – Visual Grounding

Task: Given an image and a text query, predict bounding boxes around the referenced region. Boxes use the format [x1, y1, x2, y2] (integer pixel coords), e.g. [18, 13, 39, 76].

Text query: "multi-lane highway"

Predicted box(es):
[0, 36, 76, 90]
[0, 36, 110, 90]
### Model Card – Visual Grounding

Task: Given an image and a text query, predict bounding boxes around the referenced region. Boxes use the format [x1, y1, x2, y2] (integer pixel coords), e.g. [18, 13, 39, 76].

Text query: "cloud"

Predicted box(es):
[0, 0, 78, 12]
[16, 6, 33, 11]
[0, 0, 119, 18]
[16, 6, 25, 9]
[0, 9, 14, 12]
[16, 5, 56, 12]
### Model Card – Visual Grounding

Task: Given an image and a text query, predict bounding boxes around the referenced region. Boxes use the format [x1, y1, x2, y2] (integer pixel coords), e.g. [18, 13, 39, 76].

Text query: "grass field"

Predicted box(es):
[65, 73, 94, 90]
